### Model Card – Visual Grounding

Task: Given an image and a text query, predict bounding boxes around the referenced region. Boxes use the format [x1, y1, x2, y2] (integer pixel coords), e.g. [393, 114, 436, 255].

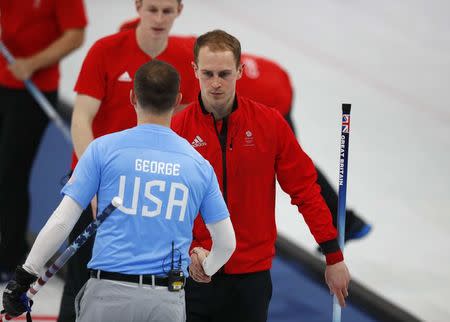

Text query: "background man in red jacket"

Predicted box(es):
[172, 29, 350, 322]
[0, 0, 87, 282]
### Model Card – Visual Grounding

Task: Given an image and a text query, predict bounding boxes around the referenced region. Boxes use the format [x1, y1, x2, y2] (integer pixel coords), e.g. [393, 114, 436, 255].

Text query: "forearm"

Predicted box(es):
[72, 120, 95, 158]
[202, 218, 236, 276]
[23, 196, 83, 276]
[27, 29, 85, 73]
[71, 95, 100, 158]
[298, 191, 344, 264]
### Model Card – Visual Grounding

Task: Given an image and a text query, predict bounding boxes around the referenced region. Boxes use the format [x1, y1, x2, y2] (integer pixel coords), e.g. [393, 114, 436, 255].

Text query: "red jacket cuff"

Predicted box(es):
[189, 240, 201, 254]
[325, 250, 344, 265]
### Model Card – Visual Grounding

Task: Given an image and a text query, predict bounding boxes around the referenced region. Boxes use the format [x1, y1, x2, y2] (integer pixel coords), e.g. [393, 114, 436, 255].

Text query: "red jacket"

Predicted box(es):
[0, 0, 87, 91]
[172, 95, 342, 274]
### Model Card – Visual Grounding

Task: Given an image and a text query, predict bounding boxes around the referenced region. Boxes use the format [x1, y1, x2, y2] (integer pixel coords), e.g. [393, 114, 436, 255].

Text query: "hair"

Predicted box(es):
[194, 29, 241, 68]
[136, 0, 182, 5]
[133, 60, 180, 114]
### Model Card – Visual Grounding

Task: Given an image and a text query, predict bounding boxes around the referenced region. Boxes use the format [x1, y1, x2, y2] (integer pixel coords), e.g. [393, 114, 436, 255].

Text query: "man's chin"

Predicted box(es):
[209, 95, 225, 103]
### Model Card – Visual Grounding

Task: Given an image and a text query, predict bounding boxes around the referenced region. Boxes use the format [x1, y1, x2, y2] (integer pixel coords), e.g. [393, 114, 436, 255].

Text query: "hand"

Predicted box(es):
[7, 58, 36, 81]
[2, 267, 37, 317]
[189, 247, 211, 283]
[325, 261, 350, 307]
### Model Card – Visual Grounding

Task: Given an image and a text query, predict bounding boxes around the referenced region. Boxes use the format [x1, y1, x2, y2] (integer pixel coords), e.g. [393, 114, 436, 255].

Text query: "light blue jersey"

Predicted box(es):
[62, 124, 229, 276]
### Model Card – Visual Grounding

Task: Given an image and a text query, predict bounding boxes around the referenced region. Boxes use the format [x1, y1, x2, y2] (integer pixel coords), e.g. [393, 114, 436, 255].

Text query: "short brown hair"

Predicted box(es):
[194, 29, 241, 68]
[133, 60, 180, 114]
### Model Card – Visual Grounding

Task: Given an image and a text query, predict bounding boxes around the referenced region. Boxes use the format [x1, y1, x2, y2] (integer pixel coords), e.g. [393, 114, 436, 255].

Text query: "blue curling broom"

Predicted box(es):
[332, 103, 352, 322]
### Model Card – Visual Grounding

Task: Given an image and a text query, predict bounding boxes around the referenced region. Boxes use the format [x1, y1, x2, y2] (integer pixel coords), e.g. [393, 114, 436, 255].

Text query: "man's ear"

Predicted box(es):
[135, 0, 142, 12]
[130, 89, 137, 108]
[177, 2, 184, 16]
[192, 61, 199, 79]
[172, 93, 185, 115]
[175, 92, 183, 106]
[237, 63, 244, 80]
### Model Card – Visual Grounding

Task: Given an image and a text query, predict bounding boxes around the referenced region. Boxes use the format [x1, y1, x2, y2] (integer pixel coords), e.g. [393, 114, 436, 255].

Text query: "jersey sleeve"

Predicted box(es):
[273, 110, 342, 260]
[56, 0, 88, 30]
[74, 40, 107, 100]
[61, 141, 101, 209]
[199, 163, 229, 225]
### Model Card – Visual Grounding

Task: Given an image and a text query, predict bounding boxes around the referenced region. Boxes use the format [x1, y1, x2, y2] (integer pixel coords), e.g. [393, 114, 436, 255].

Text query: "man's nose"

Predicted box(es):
[211, 77, 221, 88]
[155, 12, 164, 23]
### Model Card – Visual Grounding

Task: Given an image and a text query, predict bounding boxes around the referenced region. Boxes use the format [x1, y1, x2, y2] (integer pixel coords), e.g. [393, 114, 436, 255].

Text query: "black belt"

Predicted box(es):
[90, 269, 169, 287]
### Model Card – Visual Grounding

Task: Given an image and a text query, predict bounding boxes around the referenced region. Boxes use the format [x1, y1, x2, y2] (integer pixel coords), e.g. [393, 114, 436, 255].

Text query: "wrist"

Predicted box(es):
[319, 238, 344, 265]
[25, 55, 41, 75]
[15, 266, 38, 286]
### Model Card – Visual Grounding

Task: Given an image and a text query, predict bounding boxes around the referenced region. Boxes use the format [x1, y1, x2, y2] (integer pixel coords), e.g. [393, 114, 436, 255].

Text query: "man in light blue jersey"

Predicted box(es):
[2, 60, 236, 322]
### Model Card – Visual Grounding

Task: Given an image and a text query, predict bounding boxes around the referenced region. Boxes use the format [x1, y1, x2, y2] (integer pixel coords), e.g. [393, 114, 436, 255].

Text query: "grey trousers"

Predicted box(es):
[75, 277, 186, 322]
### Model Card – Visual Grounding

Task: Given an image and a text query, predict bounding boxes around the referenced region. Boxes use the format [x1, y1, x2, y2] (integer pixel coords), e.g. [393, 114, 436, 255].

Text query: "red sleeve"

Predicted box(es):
[56, 0, 88, 30]
[74, 40, 106, 100]
[273, 110, 343, 264]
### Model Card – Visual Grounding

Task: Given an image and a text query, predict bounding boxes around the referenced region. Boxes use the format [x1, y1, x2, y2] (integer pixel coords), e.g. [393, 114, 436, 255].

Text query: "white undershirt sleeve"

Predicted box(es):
[23, 195, 84, 276]
[202, 217, 236, 276]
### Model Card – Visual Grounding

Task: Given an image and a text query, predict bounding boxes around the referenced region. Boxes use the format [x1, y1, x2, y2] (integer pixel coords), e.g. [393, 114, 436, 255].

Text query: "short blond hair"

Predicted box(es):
[194, 29, 241, 68]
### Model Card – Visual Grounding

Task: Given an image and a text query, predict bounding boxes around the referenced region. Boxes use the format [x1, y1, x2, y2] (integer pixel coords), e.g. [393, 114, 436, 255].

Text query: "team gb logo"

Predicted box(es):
[244, 130, 255, 146]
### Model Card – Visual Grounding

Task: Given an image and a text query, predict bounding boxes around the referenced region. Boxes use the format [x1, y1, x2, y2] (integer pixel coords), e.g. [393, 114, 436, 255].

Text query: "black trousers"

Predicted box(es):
[57, 204, 94, 322]
[0, 86, 56, 271]
[186, 270, 272, 322]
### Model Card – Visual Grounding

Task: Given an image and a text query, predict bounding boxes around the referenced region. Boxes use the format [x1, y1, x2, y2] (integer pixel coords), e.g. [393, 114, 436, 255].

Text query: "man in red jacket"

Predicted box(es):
[172, 29, 350, 322]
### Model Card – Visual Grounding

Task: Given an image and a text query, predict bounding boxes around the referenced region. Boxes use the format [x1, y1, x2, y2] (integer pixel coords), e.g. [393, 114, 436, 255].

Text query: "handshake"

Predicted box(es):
[189, 247, 212, 283]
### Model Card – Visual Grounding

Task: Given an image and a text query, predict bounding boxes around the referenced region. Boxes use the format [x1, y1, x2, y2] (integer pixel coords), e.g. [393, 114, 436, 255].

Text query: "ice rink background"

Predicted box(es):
[52, 1, 449, 321]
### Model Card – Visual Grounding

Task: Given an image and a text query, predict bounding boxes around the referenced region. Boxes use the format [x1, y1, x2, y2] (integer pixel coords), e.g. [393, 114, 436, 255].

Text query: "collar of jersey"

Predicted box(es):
[135, 123, 172, 133]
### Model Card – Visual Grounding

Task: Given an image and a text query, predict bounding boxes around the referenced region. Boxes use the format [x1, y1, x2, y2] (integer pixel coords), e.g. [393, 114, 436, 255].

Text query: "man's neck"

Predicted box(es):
[209, 107, 231, 121]
[202, 96, 235, 120]
[137, 113, 172, 128]
[136, 26, 168, 58]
